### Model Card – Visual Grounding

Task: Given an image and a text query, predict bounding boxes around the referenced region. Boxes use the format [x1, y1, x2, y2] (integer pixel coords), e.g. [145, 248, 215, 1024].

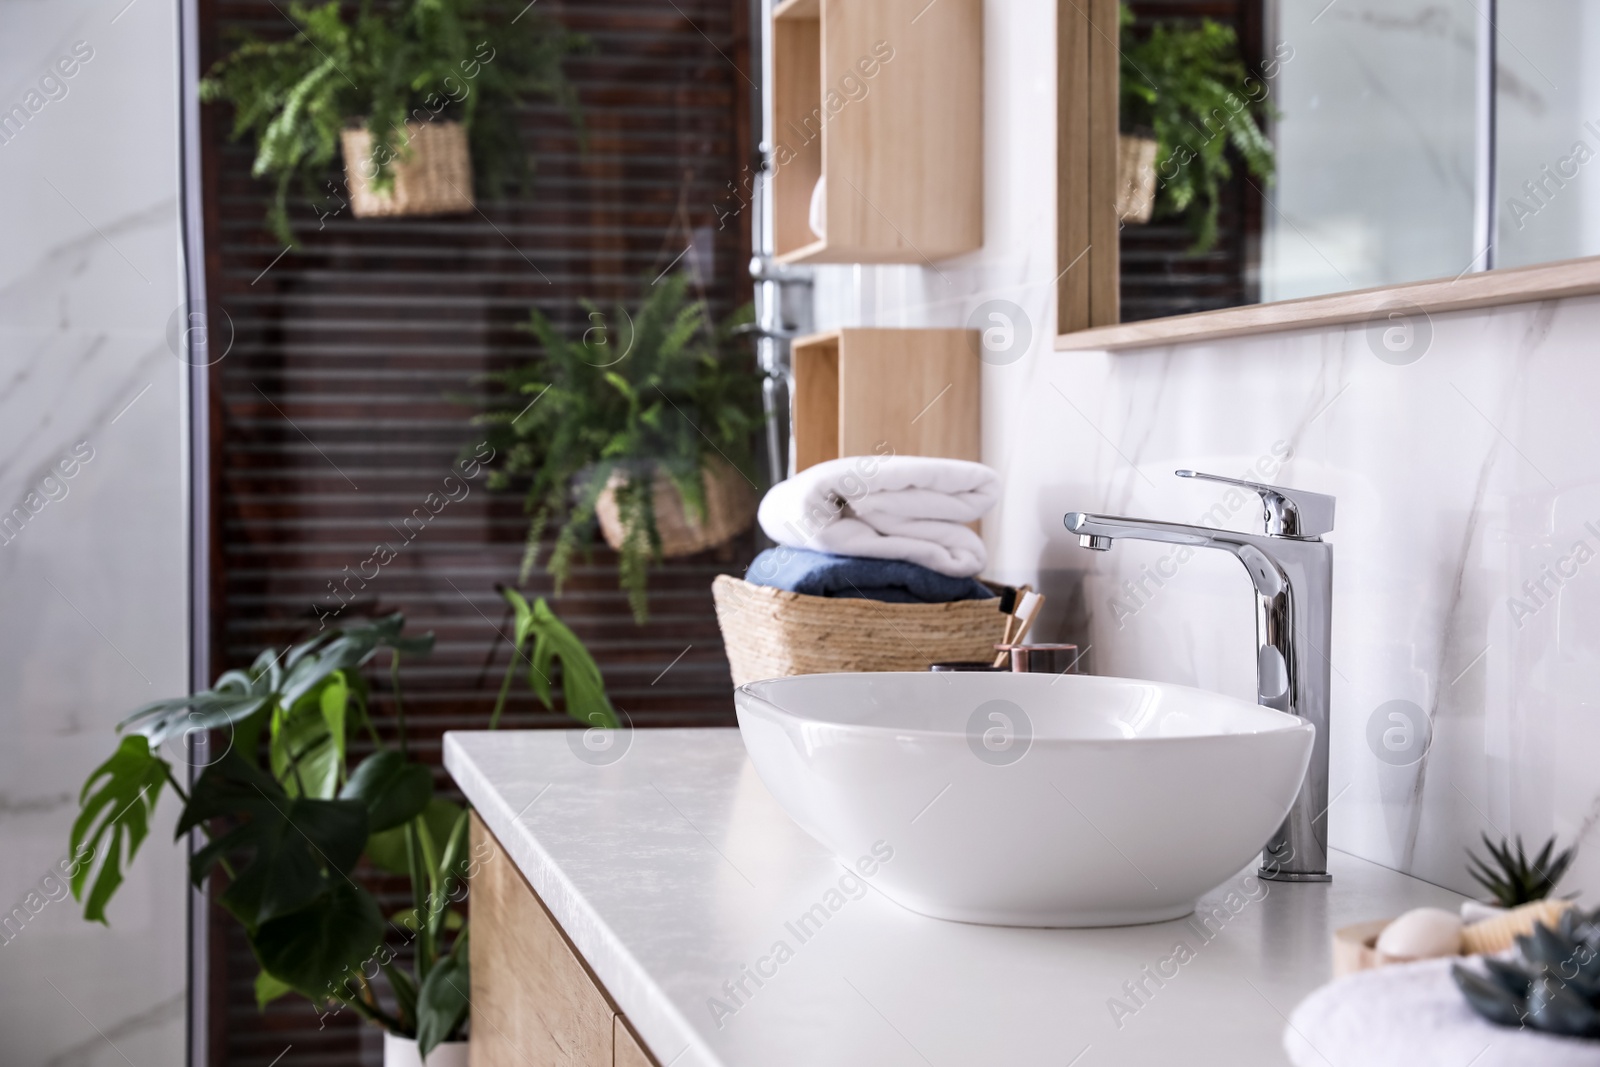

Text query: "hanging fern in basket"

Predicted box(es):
[474, 273, 763, 623]
[1119, 3, 1277, 253]
[199, 0, 586, 244]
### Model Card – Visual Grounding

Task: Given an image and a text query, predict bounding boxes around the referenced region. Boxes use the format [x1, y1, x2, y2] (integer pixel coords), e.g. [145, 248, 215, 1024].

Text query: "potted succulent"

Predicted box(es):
[1454, 904, 1600, 1037]
[69, 605, 614, 1065]
[475, 272, 764, 623]
[1461, 832, 1576, 922]
[200, 0, 585, 243]
[1118, 3, 1276, 251]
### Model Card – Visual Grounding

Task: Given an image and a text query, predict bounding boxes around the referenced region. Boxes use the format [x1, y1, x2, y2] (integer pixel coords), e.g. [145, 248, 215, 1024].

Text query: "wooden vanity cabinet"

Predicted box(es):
[469, 814, 662, 1067]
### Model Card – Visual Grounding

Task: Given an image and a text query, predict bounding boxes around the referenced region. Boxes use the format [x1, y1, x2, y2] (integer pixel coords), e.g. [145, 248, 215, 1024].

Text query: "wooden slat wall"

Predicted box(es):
[198, 2, 754, 1063]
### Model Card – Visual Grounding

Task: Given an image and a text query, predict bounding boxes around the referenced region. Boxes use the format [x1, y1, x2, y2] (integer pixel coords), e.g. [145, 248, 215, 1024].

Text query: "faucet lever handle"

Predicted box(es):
[1175, 470, 1336, 538]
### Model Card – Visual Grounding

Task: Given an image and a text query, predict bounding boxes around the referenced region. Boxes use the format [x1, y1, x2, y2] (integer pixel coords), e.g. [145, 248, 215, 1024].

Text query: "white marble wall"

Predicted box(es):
[0, 0, 189, 1064]
[811, 0, 1600, 900]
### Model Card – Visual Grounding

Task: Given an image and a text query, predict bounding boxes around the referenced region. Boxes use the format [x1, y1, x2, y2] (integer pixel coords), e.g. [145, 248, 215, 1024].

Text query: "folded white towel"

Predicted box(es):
[758, 455, 999, 578]
[1286, 957, 1600, 1067]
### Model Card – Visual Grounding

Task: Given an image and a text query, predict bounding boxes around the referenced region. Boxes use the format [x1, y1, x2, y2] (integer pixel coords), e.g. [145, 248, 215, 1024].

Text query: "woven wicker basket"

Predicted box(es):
[596, 459, 758, 560]
[712, 574, 1006, 686]
[340, 120, 475, 219]
[1116, 133, 1159, 224]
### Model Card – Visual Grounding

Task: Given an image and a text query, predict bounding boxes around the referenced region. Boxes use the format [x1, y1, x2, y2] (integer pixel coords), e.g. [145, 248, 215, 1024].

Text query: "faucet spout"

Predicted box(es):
[1065, 512, 1296, 602]
[1065, 481, 1336, 883]
[1067, 512, 1244, 551]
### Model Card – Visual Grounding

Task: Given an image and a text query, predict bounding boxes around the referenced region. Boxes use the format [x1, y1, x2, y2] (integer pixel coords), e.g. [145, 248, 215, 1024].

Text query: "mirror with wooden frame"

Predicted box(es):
[1057, 0, 1600, 351]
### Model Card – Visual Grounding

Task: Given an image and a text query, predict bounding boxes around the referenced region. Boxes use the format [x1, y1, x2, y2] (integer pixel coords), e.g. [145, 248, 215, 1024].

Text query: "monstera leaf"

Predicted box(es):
[415, 934, 470, 1058]
[69, 735, 172, 923]
[340, 750, 432, 834]
[270, 671, 353, 800]
[119, 668, 272, 750]
[279, 613, 434, 711]
[252, 879, 385, 999]
[366, 796, 463, 876]
[180, 752, 368, 928]
[501, 586, 619, 729]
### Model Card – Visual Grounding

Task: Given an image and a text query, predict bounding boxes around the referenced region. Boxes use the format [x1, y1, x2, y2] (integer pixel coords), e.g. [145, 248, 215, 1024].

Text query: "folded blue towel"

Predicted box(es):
[744, 547, 994, 604]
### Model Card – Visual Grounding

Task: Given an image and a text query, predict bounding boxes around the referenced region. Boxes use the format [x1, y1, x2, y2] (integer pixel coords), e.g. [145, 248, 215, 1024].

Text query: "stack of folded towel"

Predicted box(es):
[747, 455, 1000, 604]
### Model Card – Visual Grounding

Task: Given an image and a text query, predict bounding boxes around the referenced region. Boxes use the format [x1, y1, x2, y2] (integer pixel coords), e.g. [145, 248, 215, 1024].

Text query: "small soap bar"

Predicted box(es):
[1374, 907, 1463, 962]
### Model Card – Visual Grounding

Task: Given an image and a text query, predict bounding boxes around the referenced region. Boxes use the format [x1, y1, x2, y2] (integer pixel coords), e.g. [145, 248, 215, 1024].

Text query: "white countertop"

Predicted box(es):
[445, 728, 1466, 1067]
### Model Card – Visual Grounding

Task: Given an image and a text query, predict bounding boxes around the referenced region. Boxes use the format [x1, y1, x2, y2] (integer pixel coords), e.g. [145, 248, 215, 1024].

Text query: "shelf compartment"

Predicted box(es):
[791, 327, 981, 471]
[771, 0, 983, 265]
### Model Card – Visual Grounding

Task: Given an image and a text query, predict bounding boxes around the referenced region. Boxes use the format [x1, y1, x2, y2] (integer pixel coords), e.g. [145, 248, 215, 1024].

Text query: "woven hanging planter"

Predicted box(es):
[340, 120, 475, 219]
[712, 575, 1005, 687]
[595, 458, 758, 560]
[1116, 133, 1159, 224]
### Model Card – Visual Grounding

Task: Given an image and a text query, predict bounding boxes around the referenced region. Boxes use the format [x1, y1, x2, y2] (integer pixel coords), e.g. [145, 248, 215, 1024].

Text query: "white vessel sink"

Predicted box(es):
[735, 671, 1314, 927]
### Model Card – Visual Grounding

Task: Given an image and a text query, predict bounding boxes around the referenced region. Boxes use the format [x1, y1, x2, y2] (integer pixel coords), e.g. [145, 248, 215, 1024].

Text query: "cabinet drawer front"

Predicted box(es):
[469, 814, 616, 1067]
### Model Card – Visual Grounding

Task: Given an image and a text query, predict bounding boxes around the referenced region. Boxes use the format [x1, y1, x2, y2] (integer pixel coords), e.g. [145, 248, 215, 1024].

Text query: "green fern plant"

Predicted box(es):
[474, 273, 762, 622]
[1466, 833, 1576, 907]
[200, 0, 586, 244]
[1119, 3, 1276, 253]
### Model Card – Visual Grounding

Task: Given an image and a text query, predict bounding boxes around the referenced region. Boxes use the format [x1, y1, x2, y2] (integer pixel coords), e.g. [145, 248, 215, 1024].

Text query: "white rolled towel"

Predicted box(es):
[758, 455, 999, 578]
[1286, 957, 1600, 1067]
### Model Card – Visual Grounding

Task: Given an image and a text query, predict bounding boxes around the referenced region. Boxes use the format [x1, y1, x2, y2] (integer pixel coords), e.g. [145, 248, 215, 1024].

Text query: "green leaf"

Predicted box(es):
[365, 797, 461, 875]
[491, 589, 620, 730]
[389, 906, 464, 933]
[319, 672, 349, 777]
[119, 691, 272, 749]
[530, 596, 618, 729]
[426, 808, 471, 948]
[279, 614, 432, 712]
[340, 750, 433, 834]
[69, 735, 171, 924]
[415, 935, 470, 1058]
[252, 880, 385, 999]
[271, 672, 348, 800]
[255, 967, 294, 1009]
[383, 959, 418, 1029]
[182, 752, 369, 927]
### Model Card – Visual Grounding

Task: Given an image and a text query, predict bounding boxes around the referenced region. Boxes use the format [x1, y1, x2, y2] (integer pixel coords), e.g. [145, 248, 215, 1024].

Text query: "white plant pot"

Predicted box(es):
[383, 1032, 468, 1067]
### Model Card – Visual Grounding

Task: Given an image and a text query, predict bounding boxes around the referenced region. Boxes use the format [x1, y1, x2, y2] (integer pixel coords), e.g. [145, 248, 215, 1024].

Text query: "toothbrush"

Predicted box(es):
[1009, 591, 1045, 645]
[992, 585, 1033, 667]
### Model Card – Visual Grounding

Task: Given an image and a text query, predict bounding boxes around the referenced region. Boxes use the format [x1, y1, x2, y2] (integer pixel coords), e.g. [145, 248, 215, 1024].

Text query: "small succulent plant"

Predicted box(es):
[1467, 833, 1576, 907]
[1453, 907, 1600, 1037]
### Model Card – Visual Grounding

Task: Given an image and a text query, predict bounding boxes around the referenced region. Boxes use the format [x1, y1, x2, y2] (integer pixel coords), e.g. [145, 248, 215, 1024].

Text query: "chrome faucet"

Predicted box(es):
[1065, 470, 1336, 883]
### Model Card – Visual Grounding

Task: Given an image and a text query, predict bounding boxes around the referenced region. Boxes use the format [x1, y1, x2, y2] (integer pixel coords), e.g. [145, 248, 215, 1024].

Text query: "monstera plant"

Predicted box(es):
[68, 608, 618, 1060]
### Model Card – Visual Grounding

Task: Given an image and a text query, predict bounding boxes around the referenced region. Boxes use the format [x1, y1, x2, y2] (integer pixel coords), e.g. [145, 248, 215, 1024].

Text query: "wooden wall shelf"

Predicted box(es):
[791, 328, 980, 470]
[771, 0, 983, 265]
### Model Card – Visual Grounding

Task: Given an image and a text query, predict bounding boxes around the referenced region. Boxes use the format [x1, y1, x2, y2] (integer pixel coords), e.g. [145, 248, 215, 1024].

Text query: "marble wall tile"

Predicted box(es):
[0, 0, 189, 1064]
[810, 0, 1600, 901]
